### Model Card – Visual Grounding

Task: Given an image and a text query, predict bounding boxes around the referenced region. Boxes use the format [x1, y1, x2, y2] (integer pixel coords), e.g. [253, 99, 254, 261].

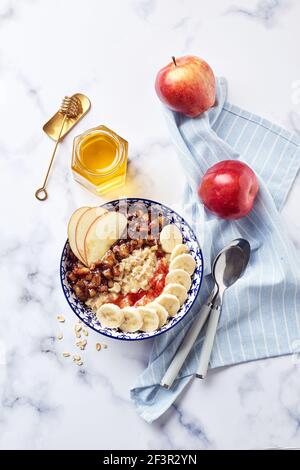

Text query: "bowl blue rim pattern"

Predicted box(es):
[60, 197, 204, 341]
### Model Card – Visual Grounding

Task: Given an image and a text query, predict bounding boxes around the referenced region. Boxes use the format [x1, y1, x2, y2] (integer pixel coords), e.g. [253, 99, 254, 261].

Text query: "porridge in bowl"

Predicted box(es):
[66, 201, 196, 334]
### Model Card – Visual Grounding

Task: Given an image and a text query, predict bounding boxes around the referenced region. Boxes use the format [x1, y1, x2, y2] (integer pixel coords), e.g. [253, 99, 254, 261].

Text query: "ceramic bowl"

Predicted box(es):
[60, 198, 203, 341]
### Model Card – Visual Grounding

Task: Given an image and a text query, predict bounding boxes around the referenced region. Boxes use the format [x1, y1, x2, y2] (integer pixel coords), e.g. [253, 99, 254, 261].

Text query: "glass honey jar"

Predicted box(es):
[71, 125, 128, 195]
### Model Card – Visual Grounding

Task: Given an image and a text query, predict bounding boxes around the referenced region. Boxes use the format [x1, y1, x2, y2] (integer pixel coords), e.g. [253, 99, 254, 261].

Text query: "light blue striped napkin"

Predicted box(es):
[131, 77, 300, 423]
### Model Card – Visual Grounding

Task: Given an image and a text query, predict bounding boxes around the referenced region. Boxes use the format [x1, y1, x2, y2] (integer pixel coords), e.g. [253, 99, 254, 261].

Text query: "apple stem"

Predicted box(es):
[172, 56, 177, 66]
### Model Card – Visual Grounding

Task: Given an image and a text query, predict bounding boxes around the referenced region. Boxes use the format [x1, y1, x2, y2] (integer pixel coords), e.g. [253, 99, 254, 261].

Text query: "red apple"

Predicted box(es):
[198, 160, 259, 220]
[155, 55, 216, 117]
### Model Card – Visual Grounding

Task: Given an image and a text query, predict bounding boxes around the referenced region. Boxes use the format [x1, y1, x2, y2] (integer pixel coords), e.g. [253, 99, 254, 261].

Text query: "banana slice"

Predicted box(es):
[146, 302, 168, 328]
[163, 283, 188, 306]
[166, 269, 192, 291]
[138, 307, 159, 332]
[119, 307, 143, 333]
[169, 253, 196, 276]
[156, 294, 180, 317]
[96, 303, 124, 329]
[170, 243, 189, 261]
[160, 224, 182, 253]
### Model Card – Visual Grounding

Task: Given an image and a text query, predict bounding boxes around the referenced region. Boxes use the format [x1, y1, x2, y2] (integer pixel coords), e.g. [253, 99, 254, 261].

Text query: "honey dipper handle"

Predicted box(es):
[35, 114, 67, 201]
[35, 187, 48, 201]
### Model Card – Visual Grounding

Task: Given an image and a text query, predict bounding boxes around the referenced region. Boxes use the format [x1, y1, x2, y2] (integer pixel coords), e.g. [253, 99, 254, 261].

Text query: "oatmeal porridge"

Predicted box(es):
[66, 202, 196, 333]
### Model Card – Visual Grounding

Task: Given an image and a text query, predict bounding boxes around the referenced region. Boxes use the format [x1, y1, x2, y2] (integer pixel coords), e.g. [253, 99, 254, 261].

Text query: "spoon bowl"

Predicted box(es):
[213, 238, 250, 297]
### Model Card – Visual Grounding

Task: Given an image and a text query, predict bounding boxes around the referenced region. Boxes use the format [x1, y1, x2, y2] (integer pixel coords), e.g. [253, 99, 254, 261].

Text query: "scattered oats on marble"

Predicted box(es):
[102, 343, 108, 349]
[57, 315, 65, 323]
[75, 324, 82, 333]
[57, 333, 63, 340]
[72, 353, 83, 366]
[82, 328, 88, 336]
[96, 343, 101, 351]
[62, 352, 70, 357]
[76, 339, 87, 351]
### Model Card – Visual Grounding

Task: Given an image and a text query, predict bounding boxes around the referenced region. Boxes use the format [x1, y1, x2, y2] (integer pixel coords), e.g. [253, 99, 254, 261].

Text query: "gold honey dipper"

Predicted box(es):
[35, 95, 83, 201]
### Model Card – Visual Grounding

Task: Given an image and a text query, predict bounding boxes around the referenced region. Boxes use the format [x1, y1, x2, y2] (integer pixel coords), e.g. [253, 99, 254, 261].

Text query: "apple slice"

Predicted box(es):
[67, 207, 90, 263]
[75, 207, 108, 265]
[84, 211, 127, 266]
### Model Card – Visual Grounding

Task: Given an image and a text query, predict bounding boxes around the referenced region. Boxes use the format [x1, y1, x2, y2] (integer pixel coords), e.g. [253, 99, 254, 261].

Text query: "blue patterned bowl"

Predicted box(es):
[60, 198, 203, 341]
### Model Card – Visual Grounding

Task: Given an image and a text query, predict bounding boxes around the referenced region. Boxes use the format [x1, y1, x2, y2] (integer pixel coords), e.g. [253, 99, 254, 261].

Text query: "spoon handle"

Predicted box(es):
[160, 301, 212, 389]
[196, 305, 221, 379]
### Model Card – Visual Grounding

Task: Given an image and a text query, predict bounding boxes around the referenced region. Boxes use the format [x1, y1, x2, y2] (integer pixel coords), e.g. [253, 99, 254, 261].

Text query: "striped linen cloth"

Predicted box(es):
[130, 78, 300, 423]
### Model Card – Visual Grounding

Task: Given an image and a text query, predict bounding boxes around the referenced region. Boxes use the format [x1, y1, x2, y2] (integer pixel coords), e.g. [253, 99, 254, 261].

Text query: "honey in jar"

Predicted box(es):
[71, 125, 128, 195]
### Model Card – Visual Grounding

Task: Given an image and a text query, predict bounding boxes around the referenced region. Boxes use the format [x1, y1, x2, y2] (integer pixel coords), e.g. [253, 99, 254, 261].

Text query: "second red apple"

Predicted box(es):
[198, 160, 259, 220]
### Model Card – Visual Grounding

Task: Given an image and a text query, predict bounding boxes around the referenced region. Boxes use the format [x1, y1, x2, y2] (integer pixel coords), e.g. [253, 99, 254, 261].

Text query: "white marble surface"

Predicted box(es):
[0, 0, 300, 450]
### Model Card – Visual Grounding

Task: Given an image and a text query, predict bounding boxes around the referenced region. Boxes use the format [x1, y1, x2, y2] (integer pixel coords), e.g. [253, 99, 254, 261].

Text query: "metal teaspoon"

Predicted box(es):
[196, 238, 251, 379]
[161, 238, 250, 388]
